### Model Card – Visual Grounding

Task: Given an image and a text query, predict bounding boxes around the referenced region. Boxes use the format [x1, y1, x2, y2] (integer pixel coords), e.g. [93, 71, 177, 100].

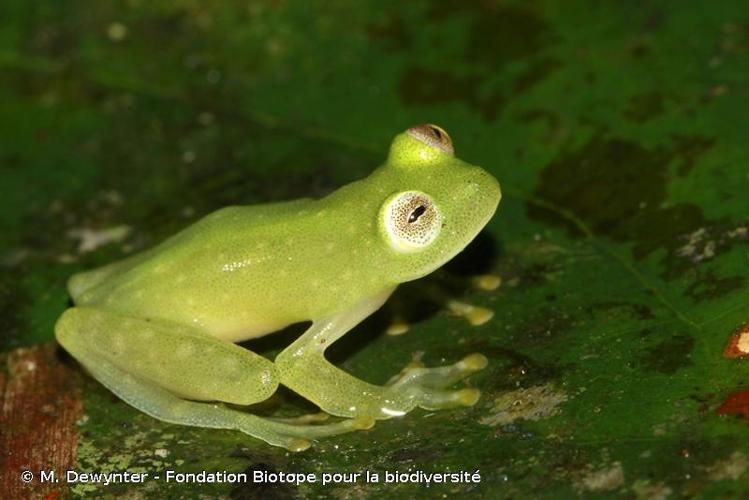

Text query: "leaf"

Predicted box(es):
[1, 0, 749, 497]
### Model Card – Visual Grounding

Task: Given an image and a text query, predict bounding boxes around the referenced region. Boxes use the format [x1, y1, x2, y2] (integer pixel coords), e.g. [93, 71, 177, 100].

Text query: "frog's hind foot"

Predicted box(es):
[265, 411, 375, 443]
[268, 415, 375, 440]
[56, 307, 374, 451]
[385, 353, 487, 410]
[267, 411, 330, 424]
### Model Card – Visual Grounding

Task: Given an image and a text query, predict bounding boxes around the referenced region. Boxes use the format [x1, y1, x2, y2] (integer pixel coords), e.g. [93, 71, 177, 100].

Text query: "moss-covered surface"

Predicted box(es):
[2, 1, 749, 497]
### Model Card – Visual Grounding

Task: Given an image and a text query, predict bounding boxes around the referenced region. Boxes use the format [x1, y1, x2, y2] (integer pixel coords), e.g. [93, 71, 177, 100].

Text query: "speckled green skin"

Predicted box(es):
[55, 128, 501, 450]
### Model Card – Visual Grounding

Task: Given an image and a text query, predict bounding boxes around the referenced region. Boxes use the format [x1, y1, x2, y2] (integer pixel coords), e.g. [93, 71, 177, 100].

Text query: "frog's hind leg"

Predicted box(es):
[68, 250, 156, 302]
[56, 307, 372, 450]
[56, 307, 279, 406]
[80, 355, 373, 451]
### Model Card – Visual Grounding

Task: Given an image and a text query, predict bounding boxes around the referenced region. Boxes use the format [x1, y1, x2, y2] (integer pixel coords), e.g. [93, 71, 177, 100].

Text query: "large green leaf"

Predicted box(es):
[2, 1, 748, 497]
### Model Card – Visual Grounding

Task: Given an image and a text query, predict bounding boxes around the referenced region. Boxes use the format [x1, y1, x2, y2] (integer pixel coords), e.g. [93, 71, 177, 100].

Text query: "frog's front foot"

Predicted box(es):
[382, 353, 488, 413]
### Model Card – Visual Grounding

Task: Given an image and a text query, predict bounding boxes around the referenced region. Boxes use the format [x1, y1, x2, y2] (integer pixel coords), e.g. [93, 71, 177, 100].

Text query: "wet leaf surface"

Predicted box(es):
[1, 1, 749, 497]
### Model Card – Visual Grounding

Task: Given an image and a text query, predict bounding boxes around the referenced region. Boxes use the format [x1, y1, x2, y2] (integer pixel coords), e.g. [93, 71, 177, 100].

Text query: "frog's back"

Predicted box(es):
[69, 199, 314, 306]
[66, 191, 391, 342]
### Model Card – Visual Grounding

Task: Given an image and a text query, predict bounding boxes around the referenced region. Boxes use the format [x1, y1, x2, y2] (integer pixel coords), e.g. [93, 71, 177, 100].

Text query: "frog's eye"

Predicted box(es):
[381, 191, 442, 252]
[407, 124, 454, 156]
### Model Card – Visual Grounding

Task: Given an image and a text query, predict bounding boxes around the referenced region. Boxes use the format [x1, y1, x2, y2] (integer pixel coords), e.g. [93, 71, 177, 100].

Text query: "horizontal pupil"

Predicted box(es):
[408, 205, 427, 223]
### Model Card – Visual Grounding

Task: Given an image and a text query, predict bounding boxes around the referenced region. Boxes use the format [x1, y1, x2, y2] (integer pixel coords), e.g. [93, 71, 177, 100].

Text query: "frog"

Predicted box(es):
[55, 124, 502, 451]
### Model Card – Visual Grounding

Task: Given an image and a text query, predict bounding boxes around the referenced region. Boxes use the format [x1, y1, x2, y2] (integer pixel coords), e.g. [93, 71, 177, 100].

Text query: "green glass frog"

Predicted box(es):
[56, 124, 501, 450]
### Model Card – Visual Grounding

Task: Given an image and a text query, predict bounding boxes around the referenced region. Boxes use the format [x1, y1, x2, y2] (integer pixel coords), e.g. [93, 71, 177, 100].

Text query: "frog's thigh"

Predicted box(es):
[55, 307, 277, 406]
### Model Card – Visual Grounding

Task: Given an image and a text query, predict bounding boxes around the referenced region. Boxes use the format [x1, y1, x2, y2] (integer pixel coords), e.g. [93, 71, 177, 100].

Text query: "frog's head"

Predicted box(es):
[374, 124, 501, 283]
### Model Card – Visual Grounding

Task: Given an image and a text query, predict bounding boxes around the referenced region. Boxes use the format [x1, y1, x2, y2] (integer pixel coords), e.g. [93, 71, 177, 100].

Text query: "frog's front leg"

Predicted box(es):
[275, 290, 488, 419]
[55, 307, 372, 451]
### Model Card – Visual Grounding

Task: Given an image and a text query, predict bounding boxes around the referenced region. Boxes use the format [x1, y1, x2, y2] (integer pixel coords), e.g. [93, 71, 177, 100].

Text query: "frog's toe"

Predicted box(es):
[461, 353, 488, 371]
[471, 274, 502, 291]
[268, 411, 330, 425]
[353, 416, 376, 430]
[285, 438, 312, 452]
[411, 387, 482, 411]
[388, 353, 488, 390]
[386, 317, 410, 336]
[447, 300, 494, 326]
[457, 388, 481, 406]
